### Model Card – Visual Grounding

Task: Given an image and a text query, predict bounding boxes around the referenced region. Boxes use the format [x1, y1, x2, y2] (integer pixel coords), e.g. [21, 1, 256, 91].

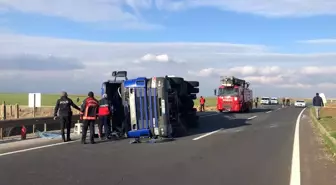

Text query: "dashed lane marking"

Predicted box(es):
[265, 110, 272, 113]
[192, 129, 222, 140]
[247, 116, 257, 120]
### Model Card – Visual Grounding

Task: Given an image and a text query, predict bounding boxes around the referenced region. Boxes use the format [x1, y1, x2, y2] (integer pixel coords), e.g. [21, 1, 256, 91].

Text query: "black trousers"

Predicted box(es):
[200, 104, 205, 112]
[82, 120, 95, 143]
[60, 115, 71, 141]
[98, 116, 111, 137]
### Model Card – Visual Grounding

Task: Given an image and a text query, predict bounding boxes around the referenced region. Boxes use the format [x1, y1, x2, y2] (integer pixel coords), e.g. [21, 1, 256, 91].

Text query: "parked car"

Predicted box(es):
[270, 97, 279, 104]
[294, 100, 306, 108]
[260, 97, 271, 105]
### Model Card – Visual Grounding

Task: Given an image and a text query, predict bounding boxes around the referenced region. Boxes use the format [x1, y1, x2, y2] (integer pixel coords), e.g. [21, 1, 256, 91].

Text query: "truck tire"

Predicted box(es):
[188, 87, 199, 94]
[189, 94, 197, 100]
[187, 81, 199, 87]
[170, 77, 184, 85]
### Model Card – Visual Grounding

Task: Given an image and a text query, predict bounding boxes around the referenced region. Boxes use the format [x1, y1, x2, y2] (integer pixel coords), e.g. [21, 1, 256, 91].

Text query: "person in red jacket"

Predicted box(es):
[200, 96, 205, 112]
[98, 93, 112, 140]
[80, 91, 99, 144]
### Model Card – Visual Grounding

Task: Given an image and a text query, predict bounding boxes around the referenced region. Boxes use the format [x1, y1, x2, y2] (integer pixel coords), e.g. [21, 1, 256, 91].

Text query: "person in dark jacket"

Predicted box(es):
[111, 91, 123, 134]
[313, 93, 324, 120]
[53, 91, 81, 142]
[98, 93, 112, 140]
[80, 91, 99, 144]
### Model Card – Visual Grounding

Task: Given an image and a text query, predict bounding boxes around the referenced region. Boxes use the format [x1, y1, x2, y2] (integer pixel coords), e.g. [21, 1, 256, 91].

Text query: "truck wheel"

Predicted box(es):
[170, 77, 184, 85]
[188, 87, 199, 94]
[187, 81, 199, 87]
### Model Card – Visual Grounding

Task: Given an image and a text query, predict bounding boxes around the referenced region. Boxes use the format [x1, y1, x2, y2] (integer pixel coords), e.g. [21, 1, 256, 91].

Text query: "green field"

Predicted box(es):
[0, 93, 316, 107]
[0, 93, 217, 107]
[0, 93, 88, 106]
[193, 97, 217, 107]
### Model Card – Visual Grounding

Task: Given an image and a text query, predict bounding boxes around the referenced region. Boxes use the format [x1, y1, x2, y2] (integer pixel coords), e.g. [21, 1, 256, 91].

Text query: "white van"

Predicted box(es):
[270, 97, 278, 104]
[260, 97, 270, 105]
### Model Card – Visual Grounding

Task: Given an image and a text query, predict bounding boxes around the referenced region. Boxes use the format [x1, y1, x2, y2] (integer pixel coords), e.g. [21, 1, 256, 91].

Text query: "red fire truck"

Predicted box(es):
[216, 76, 253, 113]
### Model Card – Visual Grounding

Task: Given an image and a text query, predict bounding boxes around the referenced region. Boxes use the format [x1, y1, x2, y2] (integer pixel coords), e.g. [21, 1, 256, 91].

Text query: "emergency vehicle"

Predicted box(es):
[216, 76, 253, 112]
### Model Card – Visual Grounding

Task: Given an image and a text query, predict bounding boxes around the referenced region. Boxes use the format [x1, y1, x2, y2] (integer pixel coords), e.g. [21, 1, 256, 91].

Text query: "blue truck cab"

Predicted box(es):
[124, 77, 172, 139]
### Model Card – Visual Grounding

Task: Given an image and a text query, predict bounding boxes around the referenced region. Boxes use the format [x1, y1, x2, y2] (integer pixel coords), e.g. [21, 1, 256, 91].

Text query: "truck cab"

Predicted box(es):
[101, 71, 128, 134]
[124, 77, 172, 139]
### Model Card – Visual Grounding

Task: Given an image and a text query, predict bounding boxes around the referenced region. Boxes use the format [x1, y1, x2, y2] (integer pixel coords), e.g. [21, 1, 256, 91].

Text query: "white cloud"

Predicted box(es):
[0, 0, 335, 31]
[135, 53, 175, 63]
[187, 0, 336, 17]
[0, 0, 162, 30]
[298, 39, 336, 44]
[0, 32, 335, 97]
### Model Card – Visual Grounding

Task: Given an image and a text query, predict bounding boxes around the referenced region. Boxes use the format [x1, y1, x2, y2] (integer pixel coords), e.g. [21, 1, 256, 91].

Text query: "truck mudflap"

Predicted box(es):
[127, 87, 160, 138]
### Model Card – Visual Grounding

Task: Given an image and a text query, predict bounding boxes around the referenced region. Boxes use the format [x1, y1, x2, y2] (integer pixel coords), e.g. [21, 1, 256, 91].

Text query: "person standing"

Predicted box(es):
[254, 98, 258, 108]
[53, 91, 81, 142]
[313, 93, 324, 120]
[98, 94, 112, 140]
[199, 96, 205, 112]
[81, 91, 99, 144]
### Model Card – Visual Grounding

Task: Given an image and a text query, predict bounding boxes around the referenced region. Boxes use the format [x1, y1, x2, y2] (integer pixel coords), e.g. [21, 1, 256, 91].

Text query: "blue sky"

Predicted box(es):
[0, 0, 336, 97]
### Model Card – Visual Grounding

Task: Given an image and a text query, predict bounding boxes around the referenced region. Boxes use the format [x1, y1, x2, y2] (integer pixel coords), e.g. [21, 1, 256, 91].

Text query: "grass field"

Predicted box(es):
[0, 93, 89, 106]
[317, 105, 336, 137]
[310, 102, 336, 156]
[0, 93, 331, 119]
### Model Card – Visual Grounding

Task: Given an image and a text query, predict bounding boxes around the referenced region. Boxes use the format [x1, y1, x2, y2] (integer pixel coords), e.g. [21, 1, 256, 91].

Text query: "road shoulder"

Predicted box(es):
[300, 109, 336, 185]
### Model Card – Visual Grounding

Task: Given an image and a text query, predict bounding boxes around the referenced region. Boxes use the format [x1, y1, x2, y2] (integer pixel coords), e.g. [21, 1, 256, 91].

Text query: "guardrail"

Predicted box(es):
[0, 115, 80, 139]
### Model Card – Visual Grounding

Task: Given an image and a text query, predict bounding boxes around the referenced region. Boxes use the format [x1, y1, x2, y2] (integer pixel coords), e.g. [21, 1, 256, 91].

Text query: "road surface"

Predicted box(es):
[0, 105, 334, 185]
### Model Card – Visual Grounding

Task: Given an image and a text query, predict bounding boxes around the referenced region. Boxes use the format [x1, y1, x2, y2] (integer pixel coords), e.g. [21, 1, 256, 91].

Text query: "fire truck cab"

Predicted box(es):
[216, 76, 253, 113]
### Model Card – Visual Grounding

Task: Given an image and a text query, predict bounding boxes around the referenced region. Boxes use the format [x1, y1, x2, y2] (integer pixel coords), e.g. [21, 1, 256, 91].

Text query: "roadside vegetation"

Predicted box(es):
[310, 102, 336, 156]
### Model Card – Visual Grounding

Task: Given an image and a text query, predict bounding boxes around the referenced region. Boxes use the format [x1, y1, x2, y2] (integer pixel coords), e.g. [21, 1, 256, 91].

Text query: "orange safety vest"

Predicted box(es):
[83, 97, 99, 120]
[200, 98, 205, 104]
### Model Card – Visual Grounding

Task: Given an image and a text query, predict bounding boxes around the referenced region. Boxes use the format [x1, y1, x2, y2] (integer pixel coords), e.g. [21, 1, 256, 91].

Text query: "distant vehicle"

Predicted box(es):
[270, 97, 279, 104]
[260, 97, 271, 105]
[294, 100, 306, 108]
[216, 76, 253, 113]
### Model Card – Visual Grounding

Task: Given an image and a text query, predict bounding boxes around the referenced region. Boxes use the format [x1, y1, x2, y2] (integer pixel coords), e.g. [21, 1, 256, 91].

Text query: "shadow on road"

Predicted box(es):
[184, 111, 251, 138]
[250, 108, 272, 113]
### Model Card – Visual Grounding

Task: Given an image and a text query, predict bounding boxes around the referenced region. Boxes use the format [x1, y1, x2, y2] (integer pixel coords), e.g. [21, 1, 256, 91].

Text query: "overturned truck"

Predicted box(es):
[122, 76, 200, 140]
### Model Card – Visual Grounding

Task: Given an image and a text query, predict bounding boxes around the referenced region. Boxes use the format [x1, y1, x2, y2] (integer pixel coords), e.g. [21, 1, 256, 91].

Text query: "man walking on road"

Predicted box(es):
[53, 91, 81, 142]
[98, 94, 112, 140]
[199, 96, 205, 112]
[80, 91, 99, 144]
[313, 93, 324, 120]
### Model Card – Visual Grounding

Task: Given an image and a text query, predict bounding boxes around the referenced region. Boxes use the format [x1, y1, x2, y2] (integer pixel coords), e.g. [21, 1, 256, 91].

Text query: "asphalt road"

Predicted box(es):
[0, 105, 304, 185]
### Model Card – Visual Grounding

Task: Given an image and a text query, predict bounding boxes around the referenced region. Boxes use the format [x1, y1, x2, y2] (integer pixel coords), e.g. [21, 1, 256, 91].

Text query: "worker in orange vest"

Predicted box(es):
[80, 91, 99, 144]
[200, 96, 205, 112]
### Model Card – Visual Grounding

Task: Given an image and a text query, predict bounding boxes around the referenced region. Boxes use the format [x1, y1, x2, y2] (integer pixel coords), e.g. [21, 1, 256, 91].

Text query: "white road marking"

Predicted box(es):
[276, 108, 281, 111]
[289, 107, 306, 185]
[192, 129, 222, 140]
[269, 124, 278, 128]
[266, 110, 272, 113]
[199, 113, 219, 118]
[0, 140, 77, 157]
[247, 116, 257, 120]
